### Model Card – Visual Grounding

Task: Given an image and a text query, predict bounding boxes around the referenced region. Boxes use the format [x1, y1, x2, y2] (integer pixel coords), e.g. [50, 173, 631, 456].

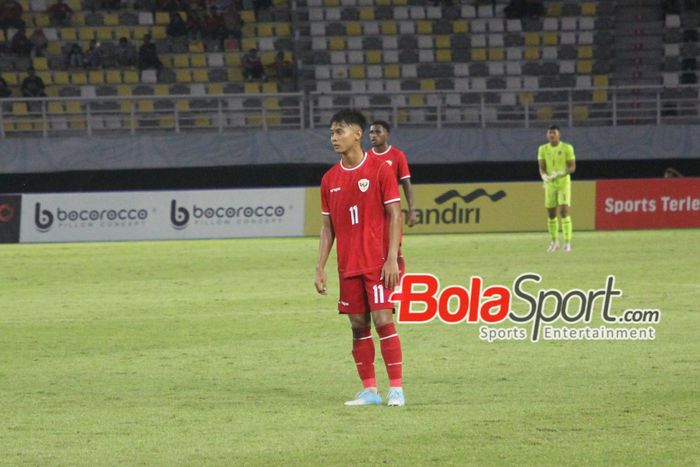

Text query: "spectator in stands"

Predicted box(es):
[85, 39, 103, 68]
[158, 0, 186, 12]
[223, 5, 243, 45]
[202, 5, 227, 46]
[29, 27, 48, 58]
[64, 42, 85, 68]
[185, 8, 203, 39]
[0, 0, 25, 31]
[166, 11, 188, 38]
[21, 67, 46, 97]
[504, 0, 544, 19]
[242, 48, 266, 81]
[663, 0, 681, 14]
[47, 0, 73, 27]
[116, 36, 137, 67]
[9, 26, 33, 56]
[664, 167, 684, 178]
[0, 76, 12, 98]
[269, 51, 293, 84]
[138, 33, 163, 73]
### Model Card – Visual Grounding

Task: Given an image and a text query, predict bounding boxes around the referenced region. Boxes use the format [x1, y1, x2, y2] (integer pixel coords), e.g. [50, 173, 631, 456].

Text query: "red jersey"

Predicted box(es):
[321, 153, 401, 278]
[367, 145, 411, 182]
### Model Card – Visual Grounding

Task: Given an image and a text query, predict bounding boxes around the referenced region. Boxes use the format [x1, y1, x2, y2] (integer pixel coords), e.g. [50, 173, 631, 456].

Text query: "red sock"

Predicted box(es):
[377, 323, 402, 387]
[351, 326, 376, 388]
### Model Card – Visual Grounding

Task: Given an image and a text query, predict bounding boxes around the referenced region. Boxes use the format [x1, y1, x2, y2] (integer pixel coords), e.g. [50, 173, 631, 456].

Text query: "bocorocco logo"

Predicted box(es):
[34, 202, 148, 232]
[170, 199, 287, 229]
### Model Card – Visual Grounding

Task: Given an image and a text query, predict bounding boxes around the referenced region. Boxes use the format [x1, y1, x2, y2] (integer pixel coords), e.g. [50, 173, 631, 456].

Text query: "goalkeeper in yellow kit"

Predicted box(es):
[538, 125, 576, 252]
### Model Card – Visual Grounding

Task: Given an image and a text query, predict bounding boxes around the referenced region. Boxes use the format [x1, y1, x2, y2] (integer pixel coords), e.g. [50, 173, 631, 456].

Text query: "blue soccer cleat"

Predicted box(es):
[344, 389, 382, 406]
[386, 388, 405, 407]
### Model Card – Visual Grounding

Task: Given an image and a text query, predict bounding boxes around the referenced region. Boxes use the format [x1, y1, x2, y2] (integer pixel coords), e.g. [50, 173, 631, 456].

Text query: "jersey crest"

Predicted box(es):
[358, 179, 370, 192]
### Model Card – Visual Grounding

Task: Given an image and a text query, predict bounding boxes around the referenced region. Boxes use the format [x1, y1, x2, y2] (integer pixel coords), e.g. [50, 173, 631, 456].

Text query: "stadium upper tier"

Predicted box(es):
[0, 0, 698, 135]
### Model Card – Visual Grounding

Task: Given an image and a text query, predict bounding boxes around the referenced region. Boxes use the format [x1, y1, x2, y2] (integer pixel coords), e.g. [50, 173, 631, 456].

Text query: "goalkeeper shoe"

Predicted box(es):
[344, 389, 382, 406]
[386, 388, 405, 407]
[563, 243, 572, 252]
[547, 241, 560, 252]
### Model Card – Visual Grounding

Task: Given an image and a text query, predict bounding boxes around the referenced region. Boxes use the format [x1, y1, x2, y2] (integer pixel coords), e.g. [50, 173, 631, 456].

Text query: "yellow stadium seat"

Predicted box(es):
[106, 70, 122, 84]
[79, 28, 95, 41]
[536, 106, 553, 121]
[576, 60, 593, 74]
[240, 38, 257, 51]
[61, 28, 77, 41]
[573, 105, 589, 121]
[524, 47, 540, 60]
[518, 92, 534, 105]
[593, 90, 608, 102]
[176, 70, 192, 82]
[275, 23, 291, 36]
[257, 23, 274, 37]
[104, 13, 119, 26]
[71, 72, 88, 85]
[240, 10, 255, 23]
[12, 102, 28, 114]
[88, 70, 104, 84]
[417, 20, 432, 34]
[208, 83, 224, 94]
[262, 82, 277, 93]
[53, 71, 69, 85]
[96, 27, 113, 41]
[263, 97, 279, 109]
[33, 14, 50, 27]
[543, 32, 558, 46]
[48, 102, 63, 113]
[436, 50, 451, 62]
[152, 26, 167, 40]
[117, 85, 132, 96]
[115, 27, 129, 40]
[173, 54, 189, 68]
[366, 50, 381, 64]
[547, 2, 562, 16]
[471, 48, 487, 61]
[581, 2, 597, 15]
[245, 82, 260, 93]
[359, 7, 374, 20]
[120, 101, 132, 112]
[420, 79, 435, 91]
[593, 75, 609, 87]
[408, 94, 425, 107]
[66, 0, 80, 11]
[192, 69, 208, 82]
[153, 84, 169, 95]
[228, 68, 242, 81]
[194, 116, 210, 127]
[190, 54, 206, 67]
[137, 100, 154, 112]
[72, 12, 85, 26]
[578, 46, 593, 59]
[47, 42, 61, 56]
[124, 70, 139, 84]
[38, 71, 51, 84]
[2, 72, 18, 85]
[489, 48, 504, 61]
[176, 99, 190, 111]
[346, 22, 362, 36]
[155, 12, 169, 25]
[32, 57, 48, 70]
[381, 21, 397, 35]
[435, 35, 450, 49]
[525, 33, 540, 46]
[328, 37, 345, 50]
[132, 26, 149, 40]
[65, 101, 81, 113]
[453, 20, 468, 33]
[226, 52, 241, 66]
[159, 116, 175, 128]
[349, 65, 365, 79]
[384, 64, 400, 79]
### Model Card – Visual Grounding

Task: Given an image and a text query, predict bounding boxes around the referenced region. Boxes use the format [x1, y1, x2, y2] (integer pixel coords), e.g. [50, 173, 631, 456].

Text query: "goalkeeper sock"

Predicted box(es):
[547, 218, 559, 242]
[351, 327, 376, 389]
[561, 216, 573, 243]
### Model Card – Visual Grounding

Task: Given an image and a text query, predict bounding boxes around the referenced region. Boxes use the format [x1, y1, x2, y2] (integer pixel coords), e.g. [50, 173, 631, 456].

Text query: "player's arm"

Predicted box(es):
[315, 215, 335, 295]
[538, 159, 550, 182]
[381, 202, 402, 289]
[400, 177, 417, 227]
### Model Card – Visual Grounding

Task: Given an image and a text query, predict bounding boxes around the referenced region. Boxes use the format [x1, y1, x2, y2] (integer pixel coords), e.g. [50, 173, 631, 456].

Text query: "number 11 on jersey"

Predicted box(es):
[349, 205, 359, 225]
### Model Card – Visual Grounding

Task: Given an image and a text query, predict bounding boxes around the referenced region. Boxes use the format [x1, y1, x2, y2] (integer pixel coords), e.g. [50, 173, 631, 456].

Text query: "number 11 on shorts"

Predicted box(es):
[373, 284, 385, 304]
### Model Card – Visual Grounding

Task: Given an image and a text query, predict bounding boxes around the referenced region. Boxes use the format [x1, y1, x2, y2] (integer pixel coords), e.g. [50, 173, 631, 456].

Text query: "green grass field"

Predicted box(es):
[1, 230, 698, 466]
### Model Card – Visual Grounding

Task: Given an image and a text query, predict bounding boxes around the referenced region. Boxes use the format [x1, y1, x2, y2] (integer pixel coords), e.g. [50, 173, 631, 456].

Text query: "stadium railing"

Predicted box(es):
[0, 85, 698, 137]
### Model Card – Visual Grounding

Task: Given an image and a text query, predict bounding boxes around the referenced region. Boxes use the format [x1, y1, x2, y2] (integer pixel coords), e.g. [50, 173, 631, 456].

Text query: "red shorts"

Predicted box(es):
[337, 257, 406, 314]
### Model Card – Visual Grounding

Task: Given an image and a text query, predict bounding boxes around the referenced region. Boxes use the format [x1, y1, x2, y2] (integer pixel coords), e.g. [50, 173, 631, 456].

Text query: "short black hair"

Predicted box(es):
[330, 109, 367, 132]
[370, 120, 391, 133]
[548, 124, 560, 131]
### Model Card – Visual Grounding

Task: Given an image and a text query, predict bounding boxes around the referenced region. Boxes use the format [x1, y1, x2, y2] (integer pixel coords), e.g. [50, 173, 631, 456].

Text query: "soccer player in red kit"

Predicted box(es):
[367, 120, 418, 227]
[314, 109, 406, 407]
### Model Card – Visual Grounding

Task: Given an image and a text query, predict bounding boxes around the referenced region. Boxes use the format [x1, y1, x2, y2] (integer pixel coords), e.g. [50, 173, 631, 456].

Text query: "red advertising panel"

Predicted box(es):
[596, 178, 700, 230]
